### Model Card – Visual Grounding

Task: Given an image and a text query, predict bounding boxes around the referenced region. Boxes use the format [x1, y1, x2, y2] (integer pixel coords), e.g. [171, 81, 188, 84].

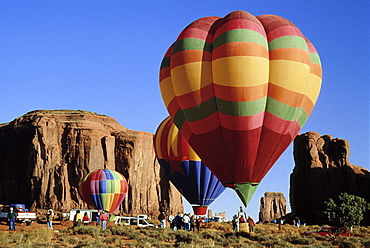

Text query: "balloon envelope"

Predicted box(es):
[154, 117, 225, 214]
[159, 11, 322, 206]
[79, 169, 128, 213]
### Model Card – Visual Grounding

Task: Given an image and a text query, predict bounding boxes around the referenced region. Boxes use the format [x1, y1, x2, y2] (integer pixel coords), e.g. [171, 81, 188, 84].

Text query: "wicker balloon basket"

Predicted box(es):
[239, 222, 249, 232]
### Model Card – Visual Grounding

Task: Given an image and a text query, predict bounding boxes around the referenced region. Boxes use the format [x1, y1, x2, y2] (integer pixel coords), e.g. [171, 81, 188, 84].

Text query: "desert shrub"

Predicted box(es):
[251, 233, 277, 242]
[261, 238, 293, 247]
[282, 233, 316, 245]
[108, 225, 135, 235]
[71, 226, 100, 237]
[74, 238, 110, 248]
[0, 232, 10, 246]
[139, 227, 161, 238]
[352, 226, 370, 238]
[58, 234, 80, 246]
[332, 237, 362, 248]
[100, 228, 112, 237]
[203, 222, 233, 232]
[254, 227, 270, 235]
[174, 230, 202, 245]
[151, 229, 177, 242]
[234, 243, 263, 248]
[361, 238, 370, 247]
[102, 236, 122, 245]
[305, 243, 334, 248]
[200, 230, 224, 241]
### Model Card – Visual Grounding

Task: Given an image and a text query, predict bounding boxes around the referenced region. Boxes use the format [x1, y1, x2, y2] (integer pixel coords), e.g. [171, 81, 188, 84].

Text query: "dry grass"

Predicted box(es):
[1, 222, 370, 247]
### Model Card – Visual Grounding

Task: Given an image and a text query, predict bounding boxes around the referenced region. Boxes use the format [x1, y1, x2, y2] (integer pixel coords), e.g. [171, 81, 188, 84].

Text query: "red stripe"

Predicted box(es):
[176, 17, 219, 43]
[266, 25, 304, 41]
[214, 18, 266, 39]
[171, 50, 212, 69]
[176, 84, 214, 109]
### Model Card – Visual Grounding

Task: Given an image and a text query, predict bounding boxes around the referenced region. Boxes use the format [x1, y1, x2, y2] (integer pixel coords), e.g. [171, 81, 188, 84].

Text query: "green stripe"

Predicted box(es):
[268, 36, 308, 52]
[235, 183, 259, 207]
[160, 57, 171, 70]
[172, 38, 212, 55]
[310, 52, 321, 66]
[173, 109, 186, 130]
[213, 29, 267, 49]
[182, 97, 267, 122]
[173, 96, 309, 128]
[217, 97, 267, 116]
[266, 97, 308, 126]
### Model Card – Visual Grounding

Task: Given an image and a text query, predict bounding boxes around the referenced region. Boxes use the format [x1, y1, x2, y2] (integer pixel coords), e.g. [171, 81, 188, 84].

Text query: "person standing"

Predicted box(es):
[232, 214, 239, 232]
[173, 212, 182, 231]
[100, 211, 109, 229]
[182, 213, 190, 231]
[46, 209, 54, 229]
[96, 210, 101, 226]
[74, 210, 82, 227]
[195, 216, 202, 232]
[168, 213, 174, 229]
[190, 215, 196, 231]
[158, 212, 166, 228]
[82, 212, 90, 226]
[7, 207, 16, 231]
[247, 216, 255, 232]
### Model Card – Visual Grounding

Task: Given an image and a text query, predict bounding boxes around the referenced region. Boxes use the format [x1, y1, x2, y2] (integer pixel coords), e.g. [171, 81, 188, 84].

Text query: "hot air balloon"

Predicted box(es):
[159, 11, 322, 206]
[154, 117, 225, 215]
[79, 169, 128, 213]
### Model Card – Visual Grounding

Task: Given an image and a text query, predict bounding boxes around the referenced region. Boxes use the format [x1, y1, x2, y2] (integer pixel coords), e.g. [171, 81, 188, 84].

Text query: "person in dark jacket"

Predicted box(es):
[7, 207, 16, 231]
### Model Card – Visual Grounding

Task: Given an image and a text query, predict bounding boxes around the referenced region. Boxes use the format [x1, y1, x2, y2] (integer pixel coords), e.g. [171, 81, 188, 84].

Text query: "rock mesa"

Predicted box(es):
[290, 131, 370, 224]
[0, 110, 183, 216]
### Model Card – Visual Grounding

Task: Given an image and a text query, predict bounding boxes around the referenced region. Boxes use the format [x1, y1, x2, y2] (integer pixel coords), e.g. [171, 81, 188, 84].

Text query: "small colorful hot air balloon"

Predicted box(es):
[154, 117, 225, 215]
[79, 169, 128, 213]
[159, 11, 322, 206]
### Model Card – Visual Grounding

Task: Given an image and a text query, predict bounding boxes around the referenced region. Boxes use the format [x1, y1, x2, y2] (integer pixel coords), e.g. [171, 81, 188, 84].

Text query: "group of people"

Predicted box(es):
[232, 206, 255, 232]
[162, 212, 203, 231]
[73, 209, 109, 229]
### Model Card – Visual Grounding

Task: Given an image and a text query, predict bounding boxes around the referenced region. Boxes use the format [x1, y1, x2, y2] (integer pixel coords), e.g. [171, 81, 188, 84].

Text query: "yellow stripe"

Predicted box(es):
[106, 193, 113, 211]
[115, 180, 120, 191]
[305, 74, 322, 105]
[168, 124, 179, 157]
[155, 117, 171, 159]
[160, 77, 175, 108]
[188, 145, 200, 161]
[269, 60, 310, 93]
[213, 56, 269, 87]
[171, 61, 213, 96]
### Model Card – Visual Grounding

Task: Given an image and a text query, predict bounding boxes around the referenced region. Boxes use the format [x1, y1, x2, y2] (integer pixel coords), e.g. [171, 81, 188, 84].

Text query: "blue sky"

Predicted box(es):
[1, 1, 369, 220]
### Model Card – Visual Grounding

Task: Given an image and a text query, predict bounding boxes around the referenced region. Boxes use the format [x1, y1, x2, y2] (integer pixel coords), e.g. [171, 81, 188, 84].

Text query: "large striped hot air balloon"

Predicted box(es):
[159, 11, 322, 206]
[154, 117, 225, 215]
[79, 169, 128, 213]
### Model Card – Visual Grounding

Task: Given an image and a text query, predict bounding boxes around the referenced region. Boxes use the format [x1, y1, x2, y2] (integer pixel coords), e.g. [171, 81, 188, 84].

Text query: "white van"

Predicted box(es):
[69, 209, 99, 223]
[115, 216, 157, 228]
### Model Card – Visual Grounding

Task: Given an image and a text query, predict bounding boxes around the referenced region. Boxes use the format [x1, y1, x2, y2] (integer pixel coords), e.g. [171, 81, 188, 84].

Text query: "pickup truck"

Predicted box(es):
[0, 204, 37, 225]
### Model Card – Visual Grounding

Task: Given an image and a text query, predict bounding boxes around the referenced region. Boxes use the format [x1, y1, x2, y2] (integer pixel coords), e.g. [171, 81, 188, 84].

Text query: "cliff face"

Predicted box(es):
[258, 192, 287, 223]
[290, 131, 370, 224]
[0, 110, 183, 216]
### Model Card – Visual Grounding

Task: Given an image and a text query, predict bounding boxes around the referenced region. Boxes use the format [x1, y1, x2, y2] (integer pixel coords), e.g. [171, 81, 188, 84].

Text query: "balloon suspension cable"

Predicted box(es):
[226, 188, 239, 213]
[270, 146, 289, 190]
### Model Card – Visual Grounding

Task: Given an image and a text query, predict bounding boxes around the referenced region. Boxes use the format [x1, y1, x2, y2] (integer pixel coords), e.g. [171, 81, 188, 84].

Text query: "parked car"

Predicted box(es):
[304, 226, 350, 237]
[206, 216, 228, 223]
